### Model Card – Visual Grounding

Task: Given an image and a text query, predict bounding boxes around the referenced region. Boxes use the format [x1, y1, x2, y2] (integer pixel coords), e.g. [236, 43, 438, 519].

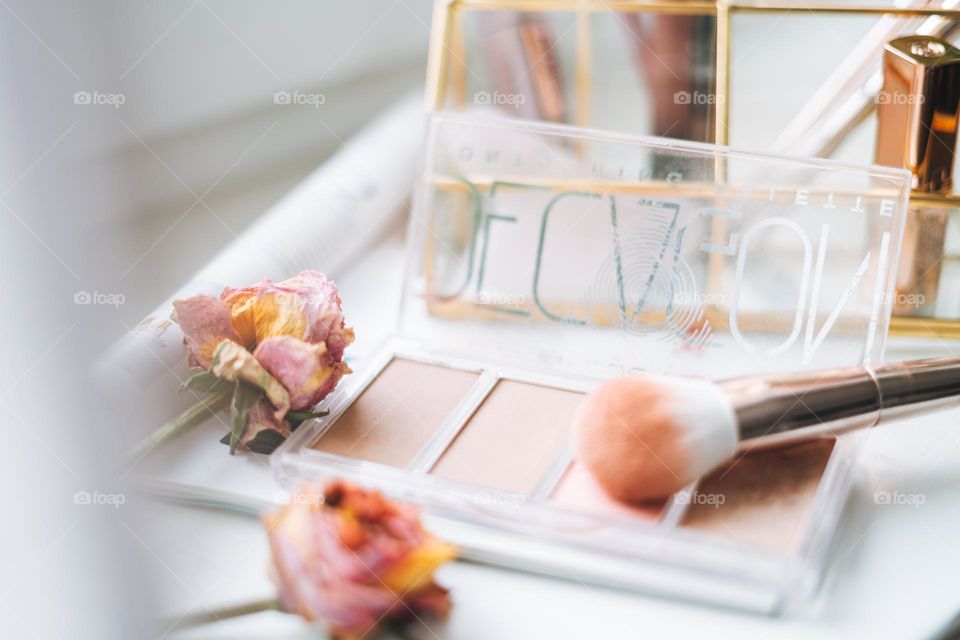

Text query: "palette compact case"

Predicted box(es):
[274, 114, 910, 613]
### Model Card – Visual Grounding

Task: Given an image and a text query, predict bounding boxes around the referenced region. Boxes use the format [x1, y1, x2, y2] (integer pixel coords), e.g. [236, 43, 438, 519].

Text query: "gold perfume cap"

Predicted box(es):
[876, 36, 960, 193]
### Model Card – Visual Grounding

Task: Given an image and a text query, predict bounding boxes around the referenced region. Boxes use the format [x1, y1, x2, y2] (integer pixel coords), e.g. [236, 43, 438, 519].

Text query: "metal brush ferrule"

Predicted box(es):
[718, 367, 881, 448]
[873, 357, 960, 418]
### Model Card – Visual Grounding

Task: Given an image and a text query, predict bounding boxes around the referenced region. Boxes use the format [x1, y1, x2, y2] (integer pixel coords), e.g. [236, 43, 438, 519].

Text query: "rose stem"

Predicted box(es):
[122, 386, 232, 465]
[170, 597, 281, 628]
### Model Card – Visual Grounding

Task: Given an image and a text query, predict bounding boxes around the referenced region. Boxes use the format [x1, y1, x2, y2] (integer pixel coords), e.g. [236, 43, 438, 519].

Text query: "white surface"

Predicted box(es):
[123, 222, 960, 640]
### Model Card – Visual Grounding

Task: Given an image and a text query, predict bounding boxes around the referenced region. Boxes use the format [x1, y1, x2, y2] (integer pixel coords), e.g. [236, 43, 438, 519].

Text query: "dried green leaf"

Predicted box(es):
[228, 382, 263, 454]
[180, 370, 226, 394]
[286, 409, 329, 425]
[244, 428, 287, 455]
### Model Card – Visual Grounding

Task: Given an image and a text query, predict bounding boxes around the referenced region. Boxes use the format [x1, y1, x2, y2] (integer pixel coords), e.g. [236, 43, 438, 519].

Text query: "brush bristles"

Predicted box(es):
[572, 375, 739, 502]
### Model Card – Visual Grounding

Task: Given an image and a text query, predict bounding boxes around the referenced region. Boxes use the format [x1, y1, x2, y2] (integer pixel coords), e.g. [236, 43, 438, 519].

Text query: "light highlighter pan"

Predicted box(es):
[430, 380, 583, 494]
[311, 358, 479, 468]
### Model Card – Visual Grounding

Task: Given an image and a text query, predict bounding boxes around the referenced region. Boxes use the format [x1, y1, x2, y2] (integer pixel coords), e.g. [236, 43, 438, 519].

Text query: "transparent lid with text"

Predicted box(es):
[401, 114, 910, 379]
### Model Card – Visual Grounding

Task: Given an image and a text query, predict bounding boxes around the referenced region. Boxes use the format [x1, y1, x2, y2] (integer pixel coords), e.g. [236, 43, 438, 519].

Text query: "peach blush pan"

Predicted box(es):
[310, 358, 479, 468]
[681, 439, 836, 553]
[551, 462, 665, 520]
[429, 380, 583, 494]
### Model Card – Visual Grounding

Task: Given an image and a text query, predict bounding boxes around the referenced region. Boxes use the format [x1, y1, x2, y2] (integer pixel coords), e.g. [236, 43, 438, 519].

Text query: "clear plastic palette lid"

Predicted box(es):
[401, 114, 910, 378]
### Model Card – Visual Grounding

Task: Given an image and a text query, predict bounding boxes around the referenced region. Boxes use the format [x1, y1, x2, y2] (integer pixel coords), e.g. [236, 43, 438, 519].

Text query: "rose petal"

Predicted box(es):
[210, 340, 290, 419]
[171, 295, 243, 369]
[380, 540, 457, 594]
[254, 335, 351, 411]
[220, 271, 354, 360]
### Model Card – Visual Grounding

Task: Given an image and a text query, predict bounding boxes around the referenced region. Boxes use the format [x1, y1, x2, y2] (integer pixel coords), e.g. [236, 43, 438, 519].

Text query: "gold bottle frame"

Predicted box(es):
[424, 0, 960, 340]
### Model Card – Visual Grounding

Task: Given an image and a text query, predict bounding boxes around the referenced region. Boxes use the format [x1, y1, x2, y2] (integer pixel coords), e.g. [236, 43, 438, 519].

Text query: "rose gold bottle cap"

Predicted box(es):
[876, 36, 960, 192]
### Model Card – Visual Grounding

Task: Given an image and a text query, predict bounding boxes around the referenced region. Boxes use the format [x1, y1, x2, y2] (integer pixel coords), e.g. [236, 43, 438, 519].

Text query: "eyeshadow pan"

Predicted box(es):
[311, 358, 479, 468]
[430, 380, 583, 494]
[681, 439, 836, 552]
[552, 462, 664, 521]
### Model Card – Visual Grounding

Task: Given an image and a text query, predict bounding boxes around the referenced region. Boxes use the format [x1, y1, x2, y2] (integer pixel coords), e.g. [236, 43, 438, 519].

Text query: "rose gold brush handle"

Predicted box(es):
[717, 357, 960, 447]
[874, 357, 960, 417]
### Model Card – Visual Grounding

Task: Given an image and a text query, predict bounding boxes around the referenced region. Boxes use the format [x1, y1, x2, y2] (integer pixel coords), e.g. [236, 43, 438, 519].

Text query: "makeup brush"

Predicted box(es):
[573, 357, 960, 502]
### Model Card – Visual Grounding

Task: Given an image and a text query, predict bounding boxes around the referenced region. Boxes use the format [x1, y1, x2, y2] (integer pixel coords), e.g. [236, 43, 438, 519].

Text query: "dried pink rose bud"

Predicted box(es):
[169, 271, 354, 454]
[263, 482, 455, 638]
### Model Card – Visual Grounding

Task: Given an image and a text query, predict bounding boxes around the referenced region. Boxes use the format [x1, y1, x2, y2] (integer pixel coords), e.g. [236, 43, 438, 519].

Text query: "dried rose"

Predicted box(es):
[163, 271, 353, 455]
[263, 481, 455, 638]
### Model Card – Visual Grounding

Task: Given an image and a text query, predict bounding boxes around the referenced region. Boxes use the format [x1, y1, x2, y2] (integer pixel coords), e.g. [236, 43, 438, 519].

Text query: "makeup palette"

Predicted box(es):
[275, 115, 910, 613]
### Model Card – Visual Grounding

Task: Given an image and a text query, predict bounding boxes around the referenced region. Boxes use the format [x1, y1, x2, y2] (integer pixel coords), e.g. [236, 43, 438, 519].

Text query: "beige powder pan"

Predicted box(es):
[429, 380, 583, 494]
[311, 358, 479, 468]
